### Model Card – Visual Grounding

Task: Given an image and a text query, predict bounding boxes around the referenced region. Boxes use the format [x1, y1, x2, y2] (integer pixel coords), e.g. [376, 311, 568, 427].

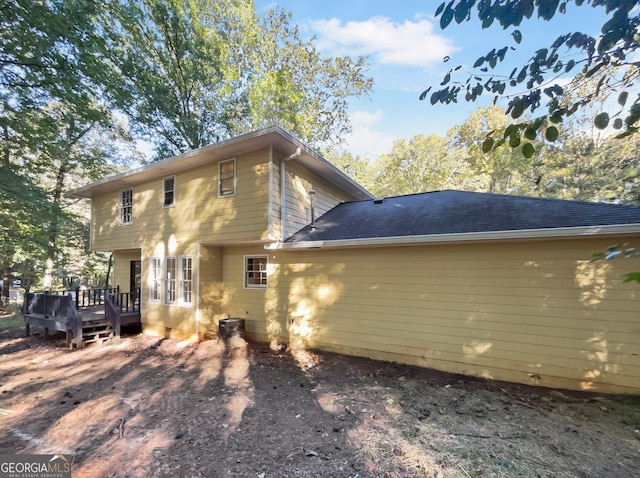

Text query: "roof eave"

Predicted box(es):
[266, 223, 640, 250]
[69, 126, 373, 200]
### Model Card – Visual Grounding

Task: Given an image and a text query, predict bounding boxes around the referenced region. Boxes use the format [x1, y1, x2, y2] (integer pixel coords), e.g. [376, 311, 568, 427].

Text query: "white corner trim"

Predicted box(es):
[267, 145, 274, 240]
[195, 244, 201, 336]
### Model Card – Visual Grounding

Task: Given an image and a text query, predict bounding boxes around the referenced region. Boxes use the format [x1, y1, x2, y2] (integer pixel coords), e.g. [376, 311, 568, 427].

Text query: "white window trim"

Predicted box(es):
[178, 255, 193, 307]
[164, 257, 177, 305]
[149, 257, 162, 304]
[163, 176, 176, 208]
[218, 158, 236, 198]
[119, 189, 133, 225]
[244, 254, 268, 289]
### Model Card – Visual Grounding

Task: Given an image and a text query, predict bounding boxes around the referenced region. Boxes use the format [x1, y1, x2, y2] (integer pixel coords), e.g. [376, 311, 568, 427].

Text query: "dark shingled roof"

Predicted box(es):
[287, 190, 640, 243]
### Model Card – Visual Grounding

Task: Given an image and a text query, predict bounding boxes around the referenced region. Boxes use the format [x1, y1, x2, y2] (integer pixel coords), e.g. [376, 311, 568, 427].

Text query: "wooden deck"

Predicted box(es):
[23, 290, 140, 349]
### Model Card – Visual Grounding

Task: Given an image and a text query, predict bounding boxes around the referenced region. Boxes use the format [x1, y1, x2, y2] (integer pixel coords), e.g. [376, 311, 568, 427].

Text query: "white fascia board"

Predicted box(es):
[265, 223, 640, 250]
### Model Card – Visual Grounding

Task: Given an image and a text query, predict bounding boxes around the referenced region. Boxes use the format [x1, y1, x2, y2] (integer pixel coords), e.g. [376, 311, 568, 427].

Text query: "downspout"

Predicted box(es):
[268, 145, 274, 240]
[309, 189, 316, 229]
[280, 147, 302, 241]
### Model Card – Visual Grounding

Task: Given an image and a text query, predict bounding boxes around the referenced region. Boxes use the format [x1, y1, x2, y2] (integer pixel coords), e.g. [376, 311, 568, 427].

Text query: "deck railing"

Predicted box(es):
[105, 289, 140, 340]
[23, 292, 82, 348]
[47, 287, 120, 309]
[109, 289, 140, 314]
[24, 291, 72, 318]
[105, 293, 122, 339]
[23, 287, 140, 349]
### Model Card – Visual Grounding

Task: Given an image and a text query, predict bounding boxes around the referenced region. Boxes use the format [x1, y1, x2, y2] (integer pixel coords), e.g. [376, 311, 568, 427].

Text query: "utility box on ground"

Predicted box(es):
[218, 318, 245, 342]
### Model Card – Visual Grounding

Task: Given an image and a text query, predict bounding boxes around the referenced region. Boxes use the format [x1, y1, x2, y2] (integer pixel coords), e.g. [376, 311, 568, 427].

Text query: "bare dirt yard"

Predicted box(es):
[1, 310, 639, 478]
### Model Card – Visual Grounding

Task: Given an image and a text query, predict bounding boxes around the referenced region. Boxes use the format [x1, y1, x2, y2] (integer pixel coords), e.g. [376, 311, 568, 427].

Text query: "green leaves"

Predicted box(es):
[369, 133, 475, 197]
[512, 29, 522, 44]
[545, 126, 558, 142]
[524, 128, 537, 141]
[102, 0, 372, 156]
[510, 101, 525, 119]
[618, 91, 629, 106]
[594, 112, 610, 130]
[593, 244, 640, 285]
[429, 0, 640, 146]
[623, 272, 640, 284]
[482, 137, 494, 153]
[440, 3, 455, 29]
[0, 0, 124, 287]
[538, 0, 560, 21]
[522, 142, 535, 158]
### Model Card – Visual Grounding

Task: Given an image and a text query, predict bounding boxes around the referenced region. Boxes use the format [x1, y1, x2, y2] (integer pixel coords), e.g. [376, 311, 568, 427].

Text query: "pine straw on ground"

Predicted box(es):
[311, 354, 640, 478]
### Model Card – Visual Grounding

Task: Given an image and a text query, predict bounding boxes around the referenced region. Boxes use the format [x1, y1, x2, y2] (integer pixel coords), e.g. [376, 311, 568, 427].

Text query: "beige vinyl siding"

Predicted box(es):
[281, 159, 356, 238]
[214, 247, 284, 347]
[91, 150, 271, 252]
[198, 245, 225, 338]
[113, 250, 140, 292]
[141, 242, 198, 337]
[269, 237, 640, 394]
[91, 194, 123, 252]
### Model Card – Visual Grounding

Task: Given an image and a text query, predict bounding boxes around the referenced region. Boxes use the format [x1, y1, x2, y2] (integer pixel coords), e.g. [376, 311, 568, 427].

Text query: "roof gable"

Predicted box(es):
[287, 190, 640, 243]
[70, 126, 372, 201]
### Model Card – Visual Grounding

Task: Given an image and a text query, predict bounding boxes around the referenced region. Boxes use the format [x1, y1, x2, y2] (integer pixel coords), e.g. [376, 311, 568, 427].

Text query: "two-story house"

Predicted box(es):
[72, 126, 640, 394]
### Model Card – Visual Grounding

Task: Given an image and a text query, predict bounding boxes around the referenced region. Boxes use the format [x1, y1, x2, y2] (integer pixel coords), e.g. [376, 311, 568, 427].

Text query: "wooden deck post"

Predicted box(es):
[115, 308, 121, 340]
[76, 326, 83, 349]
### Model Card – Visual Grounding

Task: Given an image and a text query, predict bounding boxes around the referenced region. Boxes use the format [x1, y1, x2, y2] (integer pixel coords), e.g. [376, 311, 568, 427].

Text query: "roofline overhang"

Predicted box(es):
[265, 223, 640, 250]
[69, 126, 373, 201]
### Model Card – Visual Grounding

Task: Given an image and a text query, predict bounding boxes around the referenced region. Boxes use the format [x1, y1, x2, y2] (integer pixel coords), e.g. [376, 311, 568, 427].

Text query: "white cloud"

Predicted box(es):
[344, 109, 396, 158]
[309, 16, 457, 68]
[352, 109, 384, 126]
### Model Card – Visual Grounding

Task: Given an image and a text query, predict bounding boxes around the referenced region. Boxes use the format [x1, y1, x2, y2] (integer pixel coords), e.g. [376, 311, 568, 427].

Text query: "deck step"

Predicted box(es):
[82, 320, 113, 338]
[83, 335, 114, 345]
[82, 326, 112, 333]
[82, 330, 114, 339]
[82, 321, 110, 328]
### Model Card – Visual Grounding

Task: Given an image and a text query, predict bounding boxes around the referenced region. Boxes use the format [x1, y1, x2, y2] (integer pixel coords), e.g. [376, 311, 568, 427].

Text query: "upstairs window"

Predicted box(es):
[218, 158, 236, 197]
[120, 189, 133, 225]
[244, 255, 268, 289]
[163, 176, 175, 207]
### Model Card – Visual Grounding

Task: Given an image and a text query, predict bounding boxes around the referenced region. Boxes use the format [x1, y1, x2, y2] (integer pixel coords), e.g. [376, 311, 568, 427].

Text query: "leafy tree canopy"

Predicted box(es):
[423, 0, 640, 157]
[102, 0, 372, 159]
[371, 134, 478, 196]
[1, 0, 135, 291]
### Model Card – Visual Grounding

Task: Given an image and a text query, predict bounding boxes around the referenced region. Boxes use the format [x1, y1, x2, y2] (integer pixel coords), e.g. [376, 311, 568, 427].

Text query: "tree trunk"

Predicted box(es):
[105, 252, 113, 289]
[2, 121, 13, 303]
[41, 115, 95, 290]
[0, 266, 9, 305]
[42, 162, 67, 290]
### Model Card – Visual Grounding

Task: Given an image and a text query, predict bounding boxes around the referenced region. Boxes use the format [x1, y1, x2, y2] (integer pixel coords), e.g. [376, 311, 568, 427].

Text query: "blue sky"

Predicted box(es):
[255, 1, 611, 158]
